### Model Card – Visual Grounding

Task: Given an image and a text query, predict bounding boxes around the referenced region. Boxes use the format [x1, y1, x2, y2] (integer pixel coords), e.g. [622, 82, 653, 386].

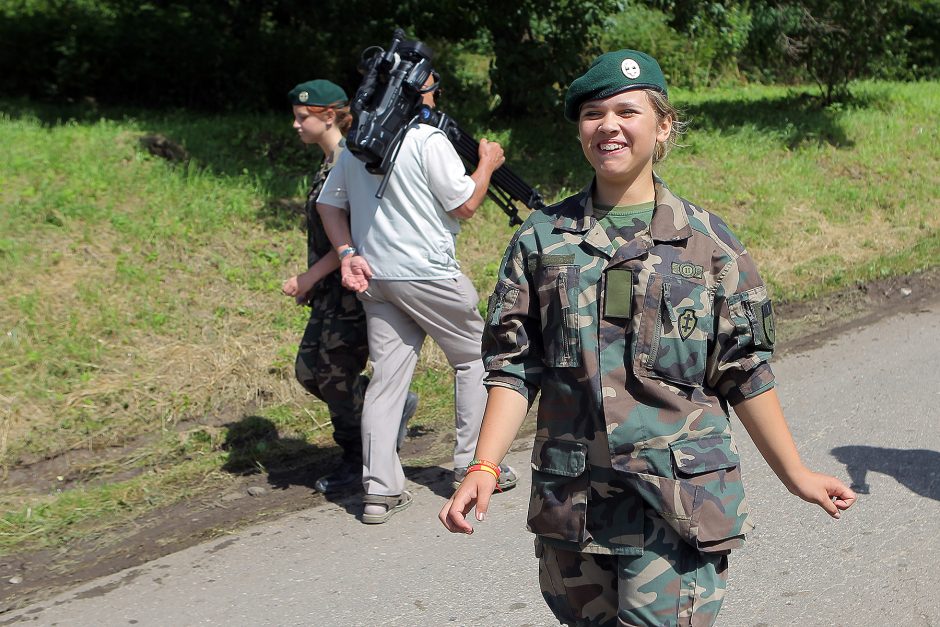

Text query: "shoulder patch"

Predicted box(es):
[761, 300, 776, 346]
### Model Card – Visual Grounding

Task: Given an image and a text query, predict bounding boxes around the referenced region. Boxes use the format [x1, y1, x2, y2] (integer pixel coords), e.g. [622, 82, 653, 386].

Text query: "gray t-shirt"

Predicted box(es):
[317, 123, 475, 280]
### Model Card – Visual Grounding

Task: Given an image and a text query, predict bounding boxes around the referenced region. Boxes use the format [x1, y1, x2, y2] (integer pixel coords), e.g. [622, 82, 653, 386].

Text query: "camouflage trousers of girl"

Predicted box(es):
[294, 296, 369, 462]
[537, 509, 728, 627]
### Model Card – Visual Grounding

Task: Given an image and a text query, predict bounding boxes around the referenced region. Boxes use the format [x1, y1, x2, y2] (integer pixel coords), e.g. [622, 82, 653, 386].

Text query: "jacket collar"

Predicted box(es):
[551, 176, 693, 261]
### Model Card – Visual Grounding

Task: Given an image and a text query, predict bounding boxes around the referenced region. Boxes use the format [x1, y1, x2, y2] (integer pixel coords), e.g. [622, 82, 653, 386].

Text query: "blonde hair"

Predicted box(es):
[306, 102, 353, 135]
[645, 89, 687, 163]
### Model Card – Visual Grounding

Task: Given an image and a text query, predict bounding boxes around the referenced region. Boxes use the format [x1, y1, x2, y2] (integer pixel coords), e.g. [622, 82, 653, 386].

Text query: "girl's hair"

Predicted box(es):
[645, 89, 688, 163]
[306, 101, 353, 135]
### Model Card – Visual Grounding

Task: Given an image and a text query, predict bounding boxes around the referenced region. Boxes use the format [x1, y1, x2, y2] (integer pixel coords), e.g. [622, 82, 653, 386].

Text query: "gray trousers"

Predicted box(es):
[358, 274, 487, 496]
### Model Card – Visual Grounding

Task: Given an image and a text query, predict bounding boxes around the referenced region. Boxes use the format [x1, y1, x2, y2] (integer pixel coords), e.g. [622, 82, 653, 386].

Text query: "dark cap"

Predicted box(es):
[564, 50, 668, 122]
[287, 79, 347, 107]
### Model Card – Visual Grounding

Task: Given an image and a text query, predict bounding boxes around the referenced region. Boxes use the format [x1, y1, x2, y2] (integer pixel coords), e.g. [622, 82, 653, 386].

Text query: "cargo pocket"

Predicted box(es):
[537, 265, 581, 368]
[626, 434, 753, 553]
[526, 438, 589, 544]
[636, 273, 712, 388]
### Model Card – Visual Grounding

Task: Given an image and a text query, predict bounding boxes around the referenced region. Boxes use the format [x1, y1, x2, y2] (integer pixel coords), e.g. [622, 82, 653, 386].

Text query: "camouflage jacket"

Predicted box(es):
[304, 140, 361, 318]
[483, 177, 776, 556]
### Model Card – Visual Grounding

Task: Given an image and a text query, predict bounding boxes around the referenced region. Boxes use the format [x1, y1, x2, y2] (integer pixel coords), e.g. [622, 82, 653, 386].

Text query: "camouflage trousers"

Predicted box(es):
[294, 309, 369, 462]
[536, 509, 729, 627]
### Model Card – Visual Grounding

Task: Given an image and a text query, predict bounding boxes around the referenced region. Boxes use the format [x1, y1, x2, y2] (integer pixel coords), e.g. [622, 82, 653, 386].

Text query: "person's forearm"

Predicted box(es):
[733, 388, 806, 490]
[472, 385, 529, 463]
[316, 202, 355, 254]
[305, 251, 340, 285]
[450, 163, 498, 219]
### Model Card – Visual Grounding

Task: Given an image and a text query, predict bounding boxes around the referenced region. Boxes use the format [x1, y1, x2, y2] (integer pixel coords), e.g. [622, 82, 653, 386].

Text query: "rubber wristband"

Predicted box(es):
[338, 246, 357, 260]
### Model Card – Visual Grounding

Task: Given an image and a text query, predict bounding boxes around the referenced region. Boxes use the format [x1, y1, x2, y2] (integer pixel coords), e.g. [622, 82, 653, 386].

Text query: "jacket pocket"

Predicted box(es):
[626, 433, 753, 553]
[635, 273, 712, 388]
[526, 438, 589, 543]
[537, 264, 581, 368]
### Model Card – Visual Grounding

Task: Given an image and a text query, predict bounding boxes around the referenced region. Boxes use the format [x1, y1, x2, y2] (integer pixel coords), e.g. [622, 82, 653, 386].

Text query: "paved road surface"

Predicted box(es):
[3, 301, 939, 626]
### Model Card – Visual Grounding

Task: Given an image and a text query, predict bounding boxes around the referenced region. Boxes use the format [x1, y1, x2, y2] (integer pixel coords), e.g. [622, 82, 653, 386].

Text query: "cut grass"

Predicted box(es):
[1, 80, 938, 554]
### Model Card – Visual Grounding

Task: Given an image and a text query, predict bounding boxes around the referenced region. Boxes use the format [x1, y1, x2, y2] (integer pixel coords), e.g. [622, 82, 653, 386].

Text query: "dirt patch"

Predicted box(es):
[1, 268, 938, 614]
[773, 267, 940, 355]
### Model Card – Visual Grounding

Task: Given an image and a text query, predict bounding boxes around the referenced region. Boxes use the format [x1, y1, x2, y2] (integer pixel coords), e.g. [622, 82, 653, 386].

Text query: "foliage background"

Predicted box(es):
[2, 0, 938, 115]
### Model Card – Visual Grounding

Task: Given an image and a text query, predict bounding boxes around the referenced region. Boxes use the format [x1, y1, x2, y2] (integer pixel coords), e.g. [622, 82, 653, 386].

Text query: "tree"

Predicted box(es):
[470, 0, 620, 116]
[778, 0, 911, 102]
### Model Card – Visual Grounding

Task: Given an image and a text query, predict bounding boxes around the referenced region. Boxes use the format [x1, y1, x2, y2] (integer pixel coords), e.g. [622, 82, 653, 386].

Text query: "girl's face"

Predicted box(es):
[577, 91, 671, 187]
[292, 105, 331, 144]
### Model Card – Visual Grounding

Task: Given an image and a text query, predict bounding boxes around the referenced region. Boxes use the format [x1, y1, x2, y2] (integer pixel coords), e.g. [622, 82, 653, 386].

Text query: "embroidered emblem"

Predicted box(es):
[299, 91, 309, 103]
[678, 309, 697, 340]
[761, 300, 776, 345]
[621, 58, 641, 79]
[671, 261, 704, 279]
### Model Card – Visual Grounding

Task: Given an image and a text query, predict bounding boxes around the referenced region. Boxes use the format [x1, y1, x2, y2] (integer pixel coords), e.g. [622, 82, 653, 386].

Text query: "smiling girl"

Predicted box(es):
[439, 50, 856, 626]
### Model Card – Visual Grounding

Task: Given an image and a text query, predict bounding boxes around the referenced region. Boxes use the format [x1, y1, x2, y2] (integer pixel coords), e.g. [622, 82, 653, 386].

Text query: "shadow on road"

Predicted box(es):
[221, 415, 338, 491]
[830, 445, 940, 500]
[221, 416, 461, 519]
[404, 464, 458, 500]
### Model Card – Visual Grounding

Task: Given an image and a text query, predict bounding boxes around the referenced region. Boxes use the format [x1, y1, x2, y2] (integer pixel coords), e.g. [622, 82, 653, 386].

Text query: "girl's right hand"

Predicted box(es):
[438, 471, 498, 535]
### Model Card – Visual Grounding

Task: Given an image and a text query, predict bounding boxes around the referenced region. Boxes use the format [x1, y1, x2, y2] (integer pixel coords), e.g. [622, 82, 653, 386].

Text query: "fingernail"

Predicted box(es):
[476, 512, 486, 522]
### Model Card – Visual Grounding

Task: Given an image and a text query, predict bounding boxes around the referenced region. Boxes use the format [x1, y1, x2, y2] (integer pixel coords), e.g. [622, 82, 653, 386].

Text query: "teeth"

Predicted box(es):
[599, 143, 622, 151]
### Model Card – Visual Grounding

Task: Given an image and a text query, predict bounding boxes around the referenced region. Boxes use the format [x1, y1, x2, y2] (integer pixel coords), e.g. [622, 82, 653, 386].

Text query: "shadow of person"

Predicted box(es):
[830, 445, 940, 501]
[403, 464, 457, 500]
[222, 415, 338, 492]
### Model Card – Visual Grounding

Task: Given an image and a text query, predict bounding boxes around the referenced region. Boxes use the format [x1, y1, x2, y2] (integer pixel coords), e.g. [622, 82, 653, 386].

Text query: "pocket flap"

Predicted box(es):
[531, 438, 587, 477]
[669, 434, 739, 475]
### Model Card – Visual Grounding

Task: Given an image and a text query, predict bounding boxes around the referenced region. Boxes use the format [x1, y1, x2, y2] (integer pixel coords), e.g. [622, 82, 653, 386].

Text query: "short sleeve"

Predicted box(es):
[422, 132, 475, 212]
[315, 151, 350, 211]
[707, 250, 776, 405]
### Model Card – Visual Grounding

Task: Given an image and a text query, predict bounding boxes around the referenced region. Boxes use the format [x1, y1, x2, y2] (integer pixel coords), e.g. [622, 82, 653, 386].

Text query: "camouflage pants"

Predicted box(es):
[536, 510, 728, 627]
[294, 310, 369, 462]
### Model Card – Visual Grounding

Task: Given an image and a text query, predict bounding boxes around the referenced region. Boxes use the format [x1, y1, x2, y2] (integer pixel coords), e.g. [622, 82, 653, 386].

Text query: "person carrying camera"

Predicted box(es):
[317, 79, 517, 524]
[281, 79, 417, 494]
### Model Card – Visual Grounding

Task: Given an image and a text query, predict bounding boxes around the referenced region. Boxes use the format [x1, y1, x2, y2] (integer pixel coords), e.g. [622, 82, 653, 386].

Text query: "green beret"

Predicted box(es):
[564, 50, 667, 122]
[287, 79, 347, 107]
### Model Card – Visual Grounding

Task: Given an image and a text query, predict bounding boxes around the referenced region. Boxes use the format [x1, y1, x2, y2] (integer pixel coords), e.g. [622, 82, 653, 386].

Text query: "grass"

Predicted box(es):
[1, 80, 938, 554]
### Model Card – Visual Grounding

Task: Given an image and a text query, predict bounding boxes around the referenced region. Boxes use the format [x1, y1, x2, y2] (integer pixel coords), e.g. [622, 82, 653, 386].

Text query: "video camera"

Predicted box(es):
[347, 29, 544, 226]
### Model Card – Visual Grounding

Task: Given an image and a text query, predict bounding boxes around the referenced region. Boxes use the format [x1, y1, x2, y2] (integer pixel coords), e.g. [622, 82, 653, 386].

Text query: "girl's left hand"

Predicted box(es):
[282, 276, 300, 297]
[786, 468, 857, 519]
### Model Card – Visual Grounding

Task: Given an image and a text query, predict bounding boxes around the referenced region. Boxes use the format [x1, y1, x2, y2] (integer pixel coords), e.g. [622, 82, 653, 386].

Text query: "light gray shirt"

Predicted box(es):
[317, 123, 475, 280]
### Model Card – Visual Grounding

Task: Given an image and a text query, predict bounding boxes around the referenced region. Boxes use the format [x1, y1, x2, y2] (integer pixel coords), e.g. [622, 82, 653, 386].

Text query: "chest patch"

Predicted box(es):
[541, 253, 576, 266]
[672, 261, 704, 280]
[678, 309, 697, 340]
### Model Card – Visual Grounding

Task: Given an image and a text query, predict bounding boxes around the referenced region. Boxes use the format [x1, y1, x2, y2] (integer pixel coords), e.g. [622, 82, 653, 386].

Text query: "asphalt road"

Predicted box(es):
[3, 301, 939, 626]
